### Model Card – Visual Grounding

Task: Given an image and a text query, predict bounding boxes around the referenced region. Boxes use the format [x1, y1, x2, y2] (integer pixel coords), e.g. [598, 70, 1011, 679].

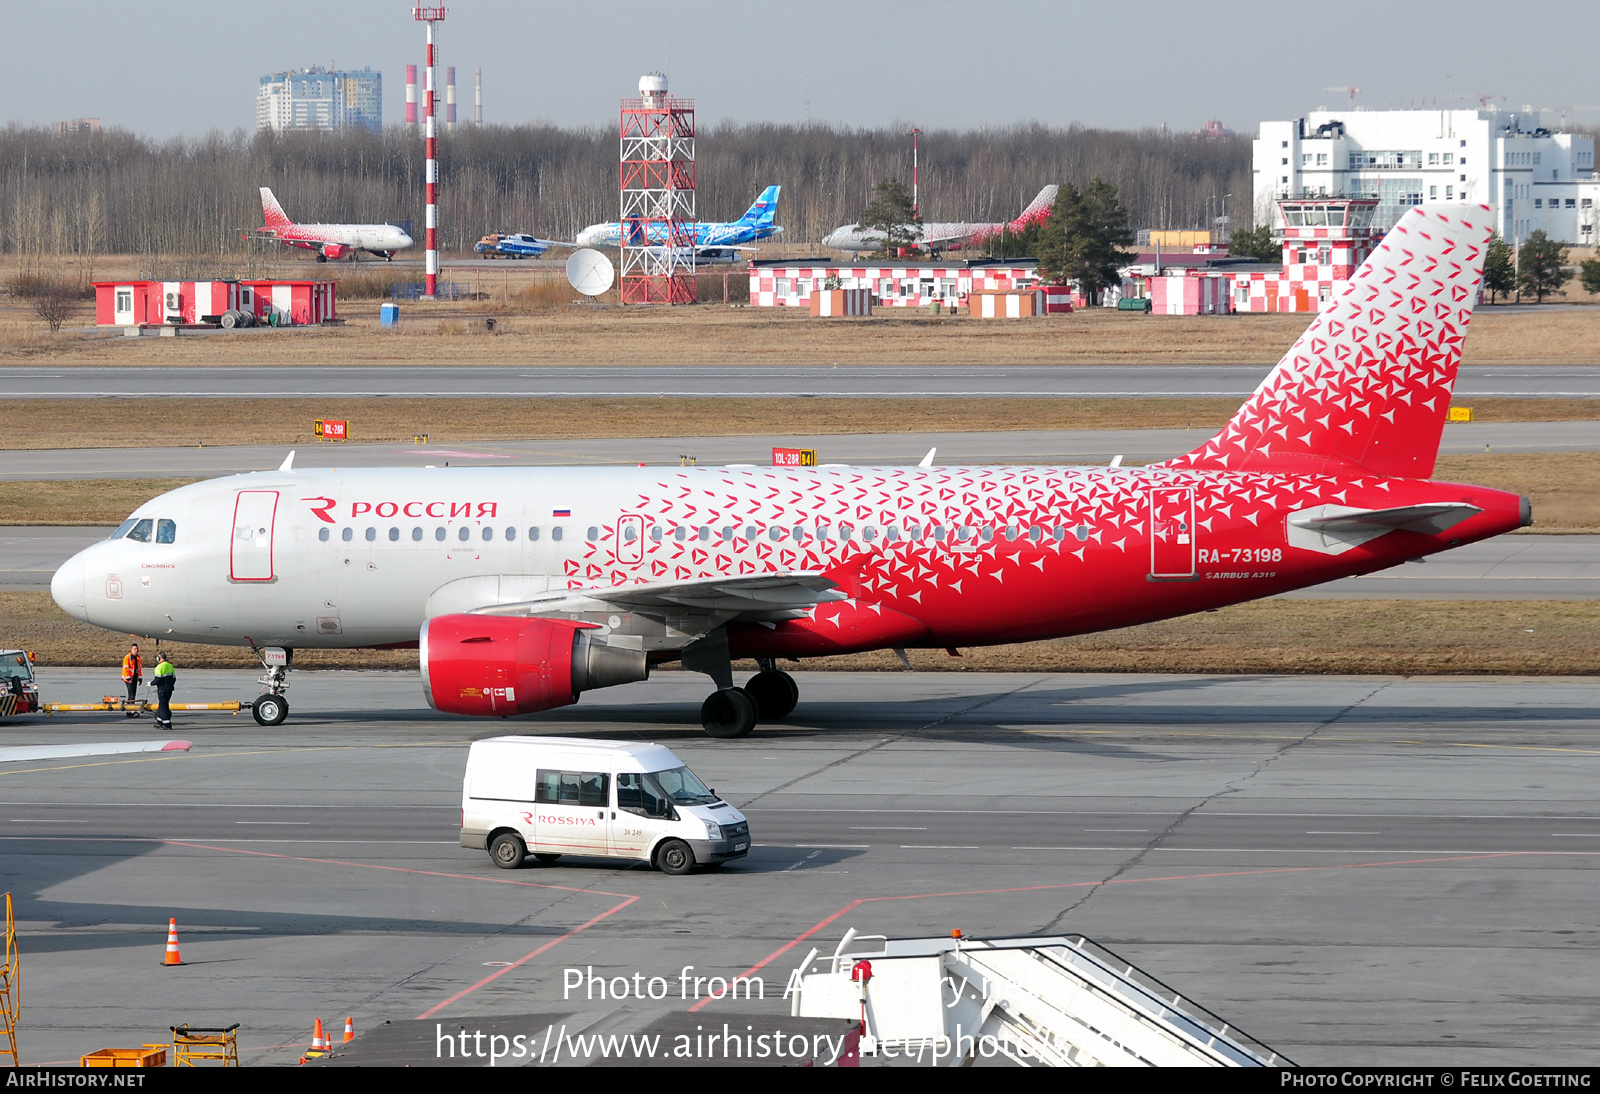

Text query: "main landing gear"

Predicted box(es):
[683, 631, 798, 739]
[249, 643, 292, 726]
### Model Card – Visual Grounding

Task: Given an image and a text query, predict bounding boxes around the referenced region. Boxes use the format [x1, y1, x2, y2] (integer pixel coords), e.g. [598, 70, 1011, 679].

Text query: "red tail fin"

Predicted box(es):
[260, 187, 293, 230]
[1164, 204, 1493, 479]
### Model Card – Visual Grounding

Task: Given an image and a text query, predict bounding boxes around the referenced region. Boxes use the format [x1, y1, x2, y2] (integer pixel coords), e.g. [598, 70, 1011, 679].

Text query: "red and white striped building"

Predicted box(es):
[749, 259, 1040, 309]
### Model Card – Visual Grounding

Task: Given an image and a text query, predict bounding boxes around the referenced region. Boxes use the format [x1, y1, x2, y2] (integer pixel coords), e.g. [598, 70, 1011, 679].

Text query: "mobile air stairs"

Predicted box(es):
[788, 929, 1293, 1067]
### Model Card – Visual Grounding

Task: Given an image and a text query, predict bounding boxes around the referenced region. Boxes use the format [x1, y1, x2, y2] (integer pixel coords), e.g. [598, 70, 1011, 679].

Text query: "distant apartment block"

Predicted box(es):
[56, 118, 101, 136]
[257, 67, 382, 133]
[1255, 108, 1599, 244]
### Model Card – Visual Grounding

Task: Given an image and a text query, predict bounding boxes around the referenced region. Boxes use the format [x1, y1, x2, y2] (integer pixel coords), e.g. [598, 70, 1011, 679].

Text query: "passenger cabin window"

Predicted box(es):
[126, 519, 153, 543]
[535, 769, 609, 807]
[156, 519, 177, 544]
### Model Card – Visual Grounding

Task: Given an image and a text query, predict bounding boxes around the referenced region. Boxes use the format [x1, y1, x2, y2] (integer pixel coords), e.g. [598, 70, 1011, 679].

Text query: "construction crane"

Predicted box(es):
[1541, 105, 1600, 127]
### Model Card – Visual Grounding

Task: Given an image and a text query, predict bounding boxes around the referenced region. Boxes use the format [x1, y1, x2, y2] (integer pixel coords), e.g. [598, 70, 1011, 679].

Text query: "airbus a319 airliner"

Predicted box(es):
[53, 204, 1527, 737]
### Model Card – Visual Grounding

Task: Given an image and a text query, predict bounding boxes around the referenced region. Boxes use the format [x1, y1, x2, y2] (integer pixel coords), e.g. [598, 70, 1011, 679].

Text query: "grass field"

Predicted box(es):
[4, 450, 1597, 532]
[6, 591, 1595, 676]
[1, 395, 1596, 451]
[4, 292, 1600, 366]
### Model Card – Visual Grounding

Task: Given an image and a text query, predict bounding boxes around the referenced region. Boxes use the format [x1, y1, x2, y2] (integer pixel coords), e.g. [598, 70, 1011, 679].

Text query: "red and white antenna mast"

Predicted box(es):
[620, 73, 696, 305]
[909, 127, 921, 219]
[414, 5, 446, 299]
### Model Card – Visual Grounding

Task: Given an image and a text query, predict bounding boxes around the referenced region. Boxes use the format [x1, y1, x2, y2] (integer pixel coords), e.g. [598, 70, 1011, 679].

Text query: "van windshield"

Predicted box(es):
[650, 766, 717, 805]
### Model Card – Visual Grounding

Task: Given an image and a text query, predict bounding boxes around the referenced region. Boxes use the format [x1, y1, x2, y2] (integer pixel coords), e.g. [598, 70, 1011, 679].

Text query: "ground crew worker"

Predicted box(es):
[121, 643, 142, 717]
[152, 653, 176, 730]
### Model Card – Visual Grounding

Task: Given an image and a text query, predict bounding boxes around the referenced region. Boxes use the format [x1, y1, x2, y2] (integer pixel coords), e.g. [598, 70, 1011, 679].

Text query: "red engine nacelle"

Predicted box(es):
[320, 243, 348, 260]
[420, 614, 648, 717]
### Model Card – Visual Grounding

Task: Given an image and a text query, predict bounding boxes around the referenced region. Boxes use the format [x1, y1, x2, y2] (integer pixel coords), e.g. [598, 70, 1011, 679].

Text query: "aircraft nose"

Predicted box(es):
[51, 550, 88, 622]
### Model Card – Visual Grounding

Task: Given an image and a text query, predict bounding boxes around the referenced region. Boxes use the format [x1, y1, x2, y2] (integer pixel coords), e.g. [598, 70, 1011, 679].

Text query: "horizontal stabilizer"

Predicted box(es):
[1287, 501, 1481, 555]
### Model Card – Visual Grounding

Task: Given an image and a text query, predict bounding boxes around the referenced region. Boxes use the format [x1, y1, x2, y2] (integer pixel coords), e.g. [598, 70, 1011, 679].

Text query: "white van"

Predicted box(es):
[460, 736, 750, 875]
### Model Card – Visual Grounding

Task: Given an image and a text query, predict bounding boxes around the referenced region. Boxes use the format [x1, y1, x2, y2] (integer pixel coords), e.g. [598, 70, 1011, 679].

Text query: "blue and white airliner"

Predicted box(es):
[574, 185, 783, 263]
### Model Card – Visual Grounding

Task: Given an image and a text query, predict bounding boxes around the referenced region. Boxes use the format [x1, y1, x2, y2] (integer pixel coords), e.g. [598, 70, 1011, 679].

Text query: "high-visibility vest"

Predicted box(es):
[122, 654, 142, 681]
[154, 661, 175, 680]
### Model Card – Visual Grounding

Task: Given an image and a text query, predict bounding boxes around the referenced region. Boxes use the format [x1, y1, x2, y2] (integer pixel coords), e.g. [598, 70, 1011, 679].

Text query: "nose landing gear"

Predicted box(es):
[248, 643, 293, 726]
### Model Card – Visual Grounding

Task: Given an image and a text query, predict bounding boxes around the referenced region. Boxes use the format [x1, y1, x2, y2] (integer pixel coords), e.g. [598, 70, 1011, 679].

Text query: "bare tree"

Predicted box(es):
[0, 122, 1252, 260]
[33, 283, 75, 332]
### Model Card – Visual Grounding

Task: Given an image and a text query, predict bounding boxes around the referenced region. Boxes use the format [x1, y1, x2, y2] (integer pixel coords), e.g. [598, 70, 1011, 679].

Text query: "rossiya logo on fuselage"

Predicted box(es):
[301, 497, 501, 524]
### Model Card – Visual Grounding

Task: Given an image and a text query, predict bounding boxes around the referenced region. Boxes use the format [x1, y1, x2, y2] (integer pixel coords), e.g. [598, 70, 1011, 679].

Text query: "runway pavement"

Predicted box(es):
[4, 421, 1596, 481]
[6, 363, 1600, 399]
[3, 669, 1597, 1065]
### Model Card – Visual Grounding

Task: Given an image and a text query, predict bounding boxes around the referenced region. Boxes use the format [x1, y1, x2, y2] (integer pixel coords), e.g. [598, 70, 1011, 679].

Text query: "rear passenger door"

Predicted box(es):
[532, 769, 610, 856]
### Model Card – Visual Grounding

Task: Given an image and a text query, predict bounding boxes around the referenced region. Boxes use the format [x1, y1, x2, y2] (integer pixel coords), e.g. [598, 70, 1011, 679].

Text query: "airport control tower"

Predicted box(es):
[619, 73, 696, 304]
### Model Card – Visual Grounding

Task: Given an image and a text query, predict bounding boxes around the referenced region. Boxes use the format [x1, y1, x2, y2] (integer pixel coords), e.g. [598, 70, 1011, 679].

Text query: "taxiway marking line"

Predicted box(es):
[685, 850, 1589, 1014]
[415, 895, 641, 1021]
[153, 838, 642, 1022]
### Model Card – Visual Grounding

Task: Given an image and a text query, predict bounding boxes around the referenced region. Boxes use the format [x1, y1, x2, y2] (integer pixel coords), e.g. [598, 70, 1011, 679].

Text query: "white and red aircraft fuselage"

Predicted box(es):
[54, 204, 1524, 736]
[253, 187, 413, 262]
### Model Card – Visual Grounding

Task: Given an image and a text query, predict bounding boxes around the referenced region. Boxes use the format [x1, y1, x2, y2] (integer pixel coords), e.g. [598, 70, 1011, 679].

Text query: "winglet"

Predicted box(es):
[278, 451, 295, 473]
[918, 448, 936, 468]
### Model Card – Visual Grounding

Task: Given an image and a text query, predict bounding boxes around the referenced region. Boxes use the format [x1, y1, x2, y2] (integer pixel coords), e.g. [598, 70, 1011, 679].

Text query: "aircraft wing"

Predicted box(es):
[1286, 502, 1481, 555]
[473, 572, 846, 616]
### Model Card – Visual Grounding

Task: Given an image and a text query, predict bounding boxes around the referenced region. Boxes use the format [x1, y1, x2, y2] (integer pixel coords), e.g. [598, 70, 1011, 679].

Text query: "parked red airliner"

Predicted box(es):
[54, 204, 1524, 736]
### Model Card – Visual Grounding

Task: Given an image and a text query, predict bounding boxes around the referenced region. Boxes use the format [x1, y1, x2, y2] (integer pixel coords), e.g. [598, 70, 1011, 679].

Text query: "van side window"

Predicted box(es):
[617, 772, 670, 818]
[536, 769, 609, 807]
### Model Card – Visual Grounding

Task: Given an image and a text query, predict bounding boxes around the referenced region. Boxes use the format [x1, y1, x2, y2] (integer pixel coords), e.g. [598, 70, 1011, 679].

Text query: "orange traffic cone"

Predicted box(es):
[162, 918, 185, 966]
[343, 1017, 355, 1043]
[311, 1018, 327, 1053]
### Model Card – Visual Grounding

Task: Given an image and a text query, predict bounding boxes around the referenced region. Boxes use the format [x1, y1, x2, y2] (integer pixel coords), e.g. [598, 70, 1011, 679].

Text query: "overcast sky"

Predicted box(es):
[12, 2, 1600, 139]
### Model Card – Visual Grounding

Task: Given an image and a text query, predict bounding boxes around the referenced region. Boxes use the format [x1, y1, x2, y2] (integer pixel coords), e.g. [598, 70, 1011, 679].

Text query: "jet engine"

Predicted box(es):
[320, 243, 347, 261]
[420, 614, 649, 717]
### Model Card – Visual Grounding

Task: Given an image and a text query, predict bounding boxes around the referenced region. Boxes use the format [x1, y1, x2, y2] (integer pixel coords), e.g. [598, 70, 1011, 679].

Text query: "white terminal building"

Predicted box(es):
[1255, 108, 1598, 244]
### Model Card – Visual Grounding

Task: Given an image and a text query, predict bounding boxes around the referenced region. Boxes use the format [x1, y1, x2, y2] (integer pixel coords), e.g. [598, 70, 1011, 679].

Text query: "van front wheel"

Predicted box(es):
[657, 839, 695, 875]
[489, 833, 527, 870]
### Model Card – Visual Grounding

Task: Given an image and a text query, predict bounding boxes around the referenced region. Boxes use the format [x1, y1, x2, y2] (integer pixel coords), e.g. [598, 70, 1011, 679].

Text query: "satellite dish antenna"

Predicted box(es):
[566, 248, 615, 297]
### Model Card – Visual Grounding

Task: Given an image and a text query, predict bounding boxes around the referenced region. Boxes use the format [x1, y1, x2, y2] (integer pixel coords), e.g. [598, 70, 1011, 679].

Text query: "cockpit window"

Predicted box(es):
[156, 519, 177, 544]
[110, 518, 139, 540]
[126, 519, 154, 543]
